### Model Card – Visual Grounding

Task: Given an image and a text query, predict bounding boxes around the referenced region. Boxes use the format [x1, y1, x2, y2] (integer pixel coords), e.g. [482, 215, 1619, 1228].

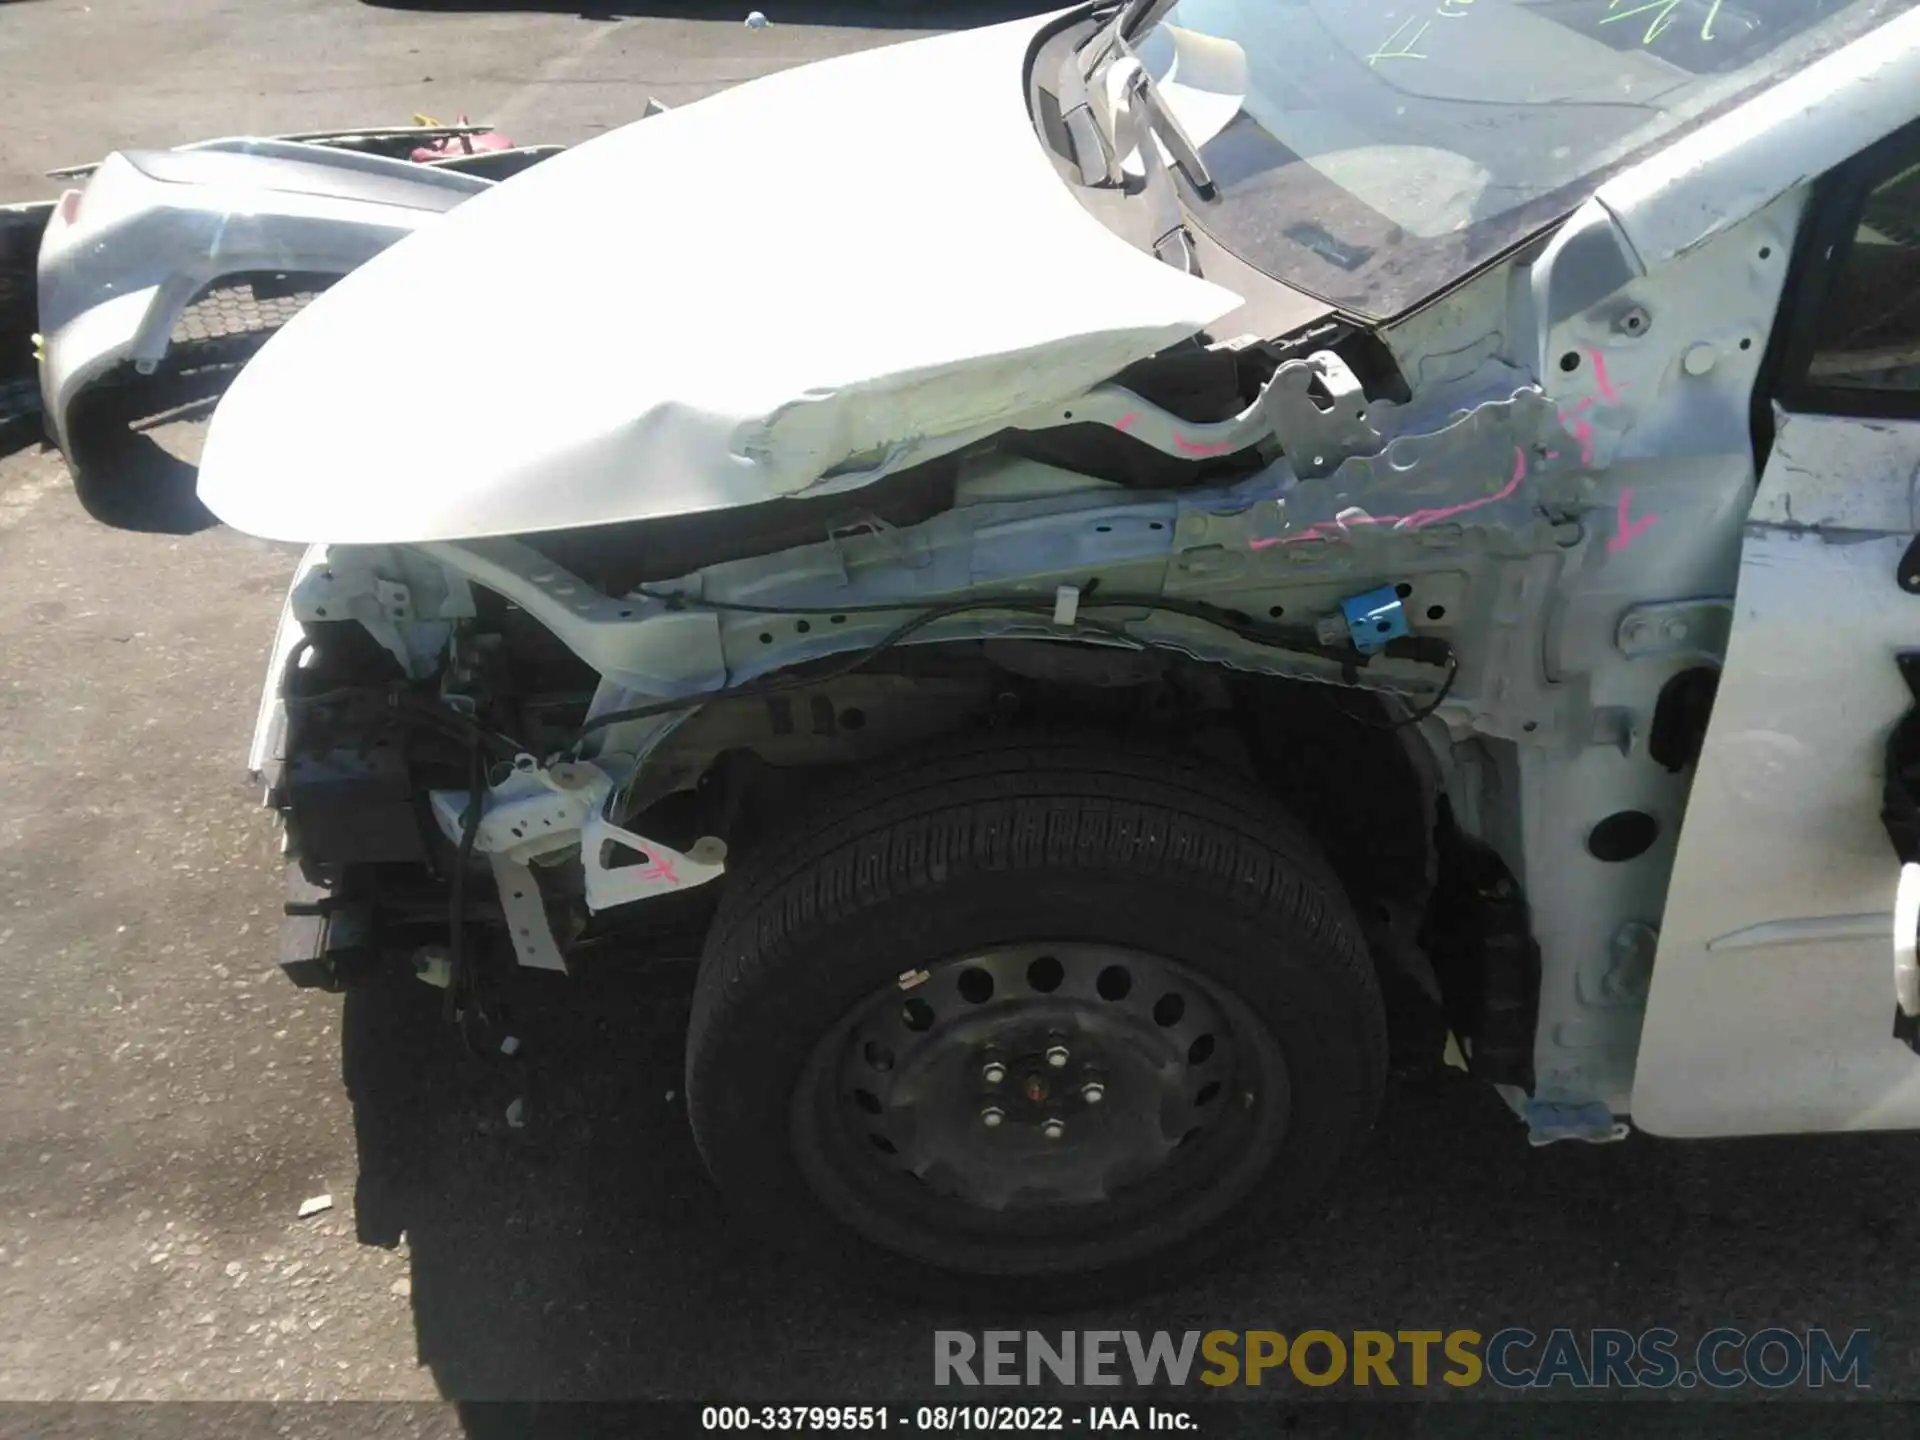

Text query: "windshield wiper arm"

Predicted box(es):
[1079, 0, 1181, 81]
[1120, 58, 1215, 200]
[1063, 15, 1215, 200]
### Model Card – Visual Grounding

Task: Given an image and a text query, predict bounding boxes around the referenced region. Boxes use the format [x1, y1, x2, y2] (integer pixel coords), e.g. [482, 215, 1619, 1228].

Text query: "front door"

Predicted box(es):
[1634, 122, 1920, 1134]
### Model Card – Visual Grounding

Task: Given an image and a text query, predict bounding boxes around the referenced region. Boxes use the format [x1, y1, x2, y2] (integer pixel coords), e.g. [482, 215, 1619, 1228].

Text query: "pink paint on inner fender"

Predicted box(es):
[1608, 487, 1658, 552]
[1587, 347, 1622, 403]
[1107, 410, 1234, 455]
[1558, 397, 1598, 467]
[1249, 447, 1529, 550]
[1174, 434, 1238, 457]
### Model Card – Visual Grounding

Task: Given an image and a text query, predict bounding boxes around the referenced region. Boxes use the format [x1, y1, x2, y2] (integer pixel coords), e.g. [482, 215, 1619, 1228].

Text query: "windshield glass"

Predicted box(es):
[1135, 0, 1917, 317]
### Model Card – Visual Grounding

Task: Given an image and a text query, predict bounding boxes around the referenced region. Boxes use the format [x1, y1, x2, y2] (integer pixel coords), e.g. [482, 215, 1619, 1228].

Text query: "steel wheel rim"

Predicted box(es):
[792, 942, 1290, 1254]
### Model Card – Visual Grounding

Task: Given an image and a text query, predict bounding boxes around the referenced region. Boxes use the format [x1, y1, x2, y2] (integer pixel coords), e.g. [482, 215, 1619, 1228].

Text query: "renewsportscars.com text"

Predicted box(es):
[934, 1328, 1872, 1390]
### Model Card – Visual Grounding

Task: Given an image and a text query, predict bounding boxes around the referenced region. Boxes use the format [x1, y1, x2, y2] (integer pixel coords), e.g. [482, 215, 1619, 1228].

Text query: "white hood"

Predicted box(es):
[197, 13, 1242, 545]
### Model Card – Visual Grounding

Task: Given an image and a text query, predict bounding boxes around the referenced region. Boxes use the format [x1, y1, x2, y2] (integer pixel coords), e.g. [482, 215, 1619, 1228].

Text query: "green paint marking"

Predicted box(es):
[1375, 0, 1723, 68]
[1599, 0, 1682, 44]
[1600, 0, 1723, 47]
[1368, 15, 1432, 63]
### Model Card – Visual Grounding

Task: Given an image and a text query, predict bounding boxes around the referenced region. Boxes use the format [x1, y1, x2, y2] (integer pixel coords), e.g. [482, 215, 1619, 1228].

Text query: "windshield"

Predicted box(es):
[1134, 0, 1917, 317]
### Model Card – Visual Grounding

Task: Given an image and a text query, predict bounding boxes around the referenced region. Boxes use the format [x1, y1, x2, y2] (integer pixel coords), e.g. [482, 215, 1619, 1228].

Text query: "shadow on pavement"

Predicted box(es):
[0, 379, 43, 463]
[56, 327, 303, 535]
[61, 372, 230, 536]
[337, 936, 1920, 1413]
[358, 0, 1056, 29]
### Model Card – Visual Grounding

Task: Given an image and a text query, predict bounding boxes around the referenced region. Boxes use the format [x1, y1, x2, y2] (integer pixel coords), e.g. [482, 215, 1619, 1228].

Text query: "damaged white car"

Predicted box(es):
[108, 0, 1920, 1291]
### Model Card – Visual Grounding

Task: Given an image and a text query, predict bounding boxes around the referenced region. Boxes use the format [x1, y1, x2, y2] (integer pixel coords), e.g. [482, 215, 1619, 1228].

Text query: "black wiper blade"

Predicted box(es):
[1061, 1, 1214, 207]
[1070, 0, 1213, 197]
[1080, 0, 1180, 79]
[1122, 60, 1215, 200]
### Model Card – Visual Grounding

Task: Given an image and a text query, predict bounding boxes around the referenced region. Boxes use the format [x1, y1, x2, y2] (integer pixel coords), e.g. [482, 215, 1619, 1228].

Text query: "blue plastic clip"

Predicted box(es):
[1339, 585, 1408, 655]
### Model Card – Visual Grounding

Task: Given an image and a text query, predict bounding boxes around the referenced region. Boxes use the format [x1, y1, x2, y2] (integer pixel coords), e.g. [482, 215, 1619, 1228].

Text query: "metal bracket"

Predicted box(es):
[1615, 598, 1732, 662]
[1009, 350, 1383, 479]
[581, 814, 728, 912]
[1257, 352, 1380, 480]
[291, 550, 475, 678]
[429, 756, 730, 922]
[375, 579, 414, 625]
[490, 855, 567, 972]
[429, 755, 604, 862]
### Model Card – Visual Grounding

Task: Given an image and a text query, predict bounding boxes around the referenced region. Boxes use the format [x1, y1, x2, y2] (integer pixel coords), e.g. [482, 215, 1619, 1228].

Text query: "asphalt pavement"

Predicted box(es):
[4, 0, 1920, 1425]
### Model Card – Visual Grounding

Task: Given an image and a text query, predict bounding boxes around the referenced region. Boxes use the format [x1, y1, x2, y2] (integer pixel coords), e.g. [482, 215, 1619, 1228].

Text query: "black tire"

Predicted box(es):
[685, 732, 1387, 1303]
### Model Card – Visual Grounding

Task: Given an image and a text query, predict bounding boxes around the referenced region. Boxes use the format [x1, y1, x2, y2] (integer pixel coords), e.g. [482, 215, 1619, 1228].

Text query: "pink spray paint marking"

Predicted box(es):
[1174, 434, 1238, 457]
[1566, 419, 1596, 467]
[1249, 447, 1529, 550]
[1111, 409, 1231, 455]
[619, 851, 682, 887]
[1587, 347, 1621, 403]
[1391, 445, 1530, 529]
[1549, 351, 1623, 468]
[1556, 398, 1598, 467]
[1607, 488, 1658, 554]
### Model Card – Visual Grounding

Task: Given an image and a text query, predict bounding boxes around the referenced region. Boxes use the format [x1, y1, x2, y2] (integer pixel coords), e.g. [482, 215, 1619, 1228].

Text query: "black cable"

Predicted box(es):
[1306, 636, 1459, 731]
[571, 597, 1090, 749]
[632, 584, 1033, 618]
[287, 682, 529, 762]
[632, 582, 1335, 654]
[1375, 650, 1458, 729]
[1402, 651, 1459, 726]
[573, 590, 1454, 749]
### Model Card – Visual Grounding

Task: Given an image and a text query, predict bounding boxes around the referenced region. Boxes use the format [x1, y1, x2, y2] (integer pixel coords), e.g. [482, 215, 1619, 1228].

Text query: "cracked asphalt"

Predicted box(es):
[4, 0, 1920, 1429]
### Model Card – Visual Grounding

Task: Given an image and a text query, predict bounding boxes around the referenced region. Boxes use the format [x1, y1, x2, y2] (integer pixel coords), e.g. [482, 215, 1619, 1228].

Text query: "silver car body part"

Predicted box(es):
[231, 9, 1920, 1140]
[34, 140, 492, 461]
[40, 124, 515, 182]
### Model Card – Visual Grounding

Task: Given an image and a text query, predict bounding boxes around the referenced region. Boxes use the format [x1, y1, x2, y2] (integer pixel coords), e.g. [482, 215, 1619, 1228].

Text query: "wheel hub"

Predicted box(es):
[829, 943, 1256, 1212]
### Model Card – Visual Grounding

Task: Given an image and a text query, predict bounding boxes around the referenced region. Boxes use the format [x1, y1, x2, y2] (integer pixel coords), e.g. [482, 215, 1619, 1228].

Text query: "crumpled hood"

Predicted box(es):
[197, 13, 1242, 545]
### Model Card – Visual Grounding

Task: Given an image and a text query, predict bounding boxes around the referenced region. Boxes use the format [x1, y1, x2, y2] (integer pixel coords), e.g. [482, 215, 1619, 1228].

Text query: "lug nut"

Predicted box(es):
[1081, 1081, 1105, 1104]
[1045, 1044, 1070, 1069]
[981, 1105, 1006, 1128]
[1042, 1118, 1066, 1139]
[981, 1061, 1007, 1084]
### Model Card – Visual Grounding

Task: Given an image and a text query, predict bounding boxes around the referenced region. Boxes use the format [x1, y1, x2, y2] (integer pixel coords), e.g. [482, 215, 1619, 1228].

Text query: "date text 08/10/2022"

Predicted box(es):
[701, 1407, 1191, 1432]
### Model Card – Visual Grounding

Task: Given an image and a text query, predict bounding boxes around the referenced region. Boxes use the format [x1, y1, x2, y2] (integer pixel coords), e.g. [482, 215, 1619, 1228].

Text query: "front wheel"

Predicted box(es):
[685, 735, 1387, 1300]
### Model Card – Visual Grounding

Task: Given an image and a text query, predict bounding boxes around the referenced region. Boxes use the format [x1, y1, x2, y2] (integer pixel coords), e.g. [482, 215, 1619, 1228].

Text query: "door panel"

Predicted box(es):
[1633, 137, 1920, 1134]
[1633, 445, 1920, 1133]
